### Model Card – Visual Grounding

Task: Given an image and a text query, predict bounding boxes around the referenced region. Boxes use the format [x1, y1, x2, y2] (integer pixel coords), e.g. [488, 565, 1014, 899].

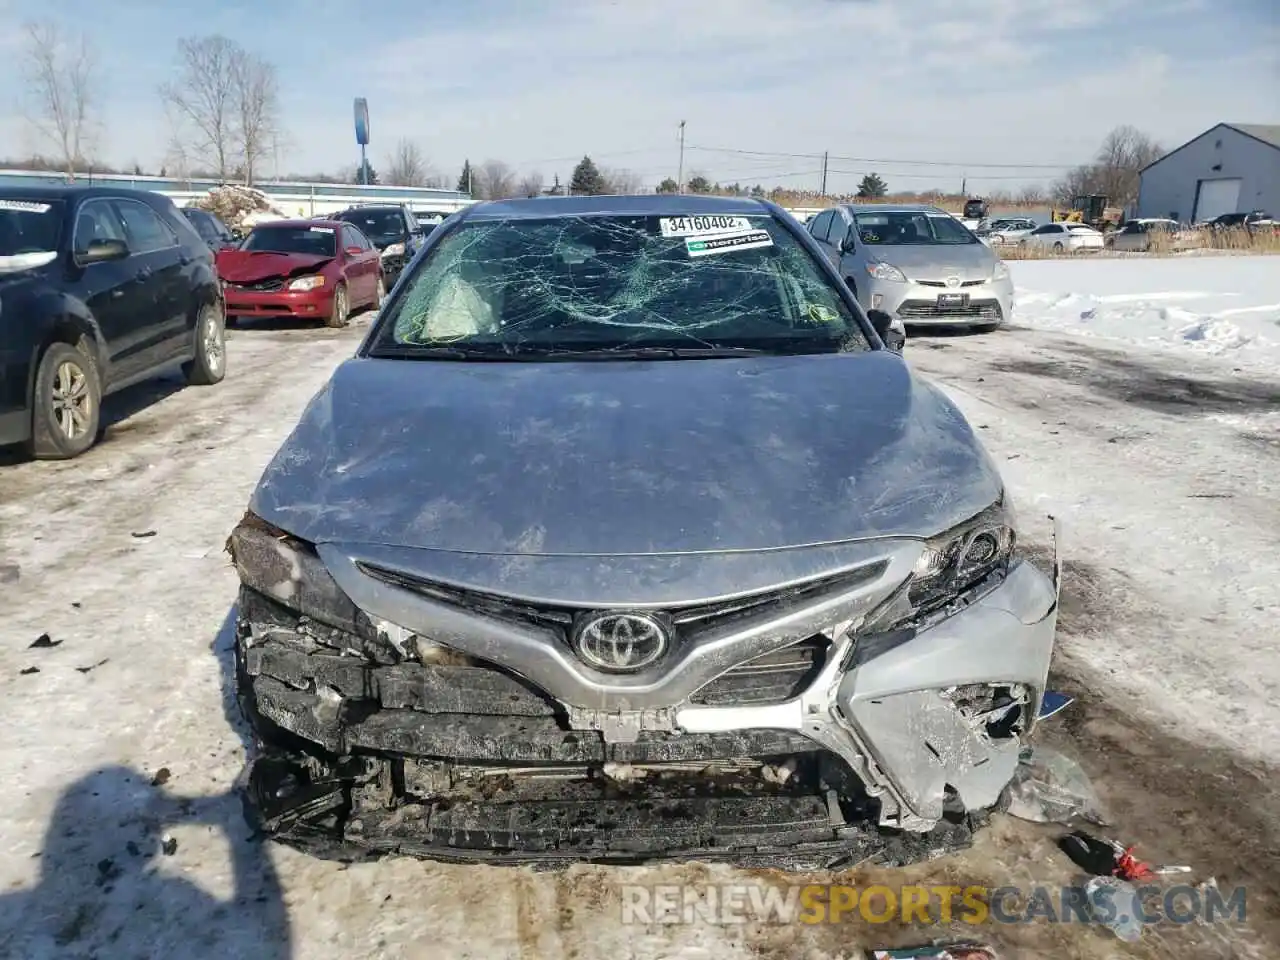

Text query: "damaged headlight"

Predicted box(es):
[287, 275, 325, 291]
[226, 511, 366, 637]
[381, 242, 405, 258]
[906, 501, 1016, 613]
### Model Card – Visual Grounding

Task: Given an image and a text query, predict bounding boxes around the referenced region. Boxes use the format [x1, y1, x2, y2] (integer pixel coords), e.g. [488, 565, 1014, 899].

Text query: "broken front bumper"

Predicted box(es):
[230, 522, 1059, 867]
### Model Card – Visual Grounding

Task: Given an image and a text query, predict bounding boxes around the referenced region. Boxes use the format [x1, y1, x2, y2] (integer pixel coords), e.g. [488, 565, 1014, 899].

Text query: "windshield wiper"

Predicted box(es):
[371, 344, 522, 361]
[534, 344, 775, 360]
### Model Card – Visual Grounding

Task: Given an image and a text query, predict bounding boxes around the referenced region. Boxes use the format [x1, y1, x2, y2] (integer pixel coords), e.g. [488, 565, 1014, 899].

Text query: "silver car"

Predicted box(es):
[228, 195, 1059, 869]
[808, 204, 1013, 331]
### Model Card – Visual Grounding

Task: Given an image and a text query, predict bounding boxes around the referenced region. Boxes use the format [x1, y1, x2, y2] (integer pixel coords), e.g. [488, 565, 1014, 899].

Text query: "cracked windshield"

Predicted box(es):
[383, 215, 863, 354]
[2, 1, 1278, 959]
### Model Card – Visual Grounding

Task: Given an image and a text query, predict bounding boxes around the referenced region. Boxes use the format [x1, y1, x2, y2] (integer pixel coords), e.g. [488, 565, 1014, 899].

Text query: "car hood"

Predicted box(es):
[216, 250, 333, 283]
[252, 351, 1003, 558]
[870, 243, 994, 282]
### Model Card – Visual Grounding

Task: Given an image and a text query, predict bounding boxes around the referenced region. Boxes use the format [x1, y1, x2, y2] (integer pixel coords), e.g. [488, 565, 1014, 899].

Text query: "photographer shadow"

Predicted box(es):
[0, 765, 290, 959]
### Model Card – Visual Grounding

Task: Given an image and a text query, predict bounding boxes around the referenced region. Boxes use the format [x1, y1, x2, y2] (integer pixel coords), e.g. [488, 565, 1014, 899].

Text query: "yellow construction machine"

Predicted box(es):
[1051, 195, 1124, 229]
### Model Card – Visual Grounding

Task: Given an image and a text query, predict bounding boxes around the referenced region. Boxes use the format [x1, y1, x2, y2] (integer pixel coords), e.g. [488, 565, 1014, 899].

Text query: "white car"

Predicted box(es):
[984, 218, 1037, 245]
[1020, 222, 1105, 253]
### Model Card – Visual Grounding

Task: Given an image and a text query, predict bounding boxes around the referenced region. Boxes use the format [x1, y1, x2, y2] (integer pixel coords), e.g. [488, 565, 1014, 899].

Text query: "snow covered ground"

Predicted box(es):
[1010, 255, 1280, 368]
[1, 255, 1279, 959]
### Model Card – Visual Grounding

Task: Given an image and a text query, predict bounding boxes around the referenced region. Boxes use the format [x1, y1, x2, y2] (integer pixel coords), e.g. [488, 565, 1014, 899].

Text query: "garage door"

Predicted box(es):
[1194, 178, 1242, 222]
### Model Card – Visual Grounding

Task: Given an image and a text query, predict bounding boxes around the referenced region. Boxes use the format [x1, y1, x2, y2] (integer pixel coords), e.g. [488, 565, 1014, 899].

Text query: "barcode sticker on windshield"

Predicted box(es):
[660, 215, 753, 238]
[685, 230, 773, 258]
[0, 199, 52, 213]
[308, 227, 334, 233]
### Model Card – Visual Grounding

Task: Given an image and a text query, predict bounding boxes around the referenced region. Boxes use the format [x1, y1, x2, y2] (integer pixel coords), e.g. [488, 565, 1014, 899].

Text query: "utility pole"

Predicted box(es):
[961, 175, 967, 196]
[820, 151, 829, 196]
[677, 120, 686, 194]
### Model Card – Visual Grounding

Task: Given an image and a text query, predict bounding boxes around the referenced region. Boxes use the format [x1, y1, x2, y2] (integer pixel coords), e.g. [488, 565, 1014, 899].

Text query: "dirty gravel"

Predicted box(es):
[1, 314, 1277, 959]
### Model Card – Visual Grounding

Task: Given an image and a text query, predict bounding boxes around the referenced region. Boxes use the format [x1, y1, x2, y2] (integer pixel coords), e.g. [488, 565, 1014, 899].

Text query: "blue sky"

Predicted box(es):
[1, 0, 1276, 194]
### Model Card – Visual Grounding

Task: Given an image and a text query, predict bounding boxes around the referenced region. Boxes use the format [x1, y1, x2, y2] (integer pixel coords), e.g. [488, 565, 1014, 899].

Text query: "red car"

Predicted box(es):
[216, 219, 384, 327]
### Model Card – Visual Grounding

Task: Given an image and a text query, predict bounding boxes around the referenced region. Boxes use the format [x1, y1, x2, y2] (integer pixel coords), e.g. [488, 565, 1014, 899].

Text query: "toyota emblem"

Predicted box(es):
[573, 611, 669, 672]
[945, 275, 961, 288]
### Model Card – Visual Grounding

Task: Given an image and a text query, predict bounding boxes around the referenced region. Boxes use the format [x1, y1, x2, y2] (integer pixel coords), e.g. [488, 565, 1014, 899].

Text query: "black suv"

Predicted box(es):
[329, 204, 424, 284]
[181, 206, 239, 251]
[0, 186, 226, 460]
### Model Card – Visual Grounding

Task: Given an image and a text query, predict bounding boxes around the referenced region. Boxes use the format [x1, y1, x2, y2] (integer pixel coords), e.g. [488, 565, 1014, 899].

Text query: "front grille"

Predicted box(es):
[898, 299, 1001, 321]
[690, 635, 830, 705]
[229, 277, 286, 292]
[915, 279, 985, 288]
[357, 561, 889, 639]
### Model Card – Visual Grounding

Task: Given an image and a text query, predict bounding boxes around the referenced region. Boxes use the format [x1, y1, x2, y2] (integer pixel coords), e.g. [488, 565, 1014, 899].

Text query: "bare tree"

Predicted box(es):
[386, 138, 428, 186]
[1017, 183, 1048, 204]
[516, 171, 545, 198]
[160, 37, 239, 181]
[20, 21, 99, 179]
[1051, 125, 1162, 208]
[602, 167, 644, 194]
[1092, 125, 1162, 207]
[476, 159, 516, 200]
[230, 50, 280, 185]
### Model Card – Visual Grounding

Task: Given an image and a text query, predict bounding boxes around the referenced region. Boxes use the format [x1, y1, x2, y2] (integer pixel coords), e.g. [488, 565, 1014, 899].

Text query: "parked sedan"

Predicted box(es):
[1107, 218, 1200, 252]
[228, 194, 1059, 868]
[180, 206, 238, 252]
[807, 203, 1012, 330]
[217, 219, 384, 327]
[1020, 222, 1105, 253]
[981, 218, 1037, 245]
[0, 187, 225, 459]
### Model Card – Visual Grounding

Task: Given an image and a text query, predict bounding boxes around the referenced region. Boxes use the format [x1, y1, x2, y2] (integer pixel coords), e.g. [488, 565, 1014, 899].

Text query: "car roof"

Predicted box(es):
[842, 203, 951, 216]
[0, 184, 168, 203]
[460, 194, 773, 221]
[335, 204, 405, 213]
[250, 218, 343, 229]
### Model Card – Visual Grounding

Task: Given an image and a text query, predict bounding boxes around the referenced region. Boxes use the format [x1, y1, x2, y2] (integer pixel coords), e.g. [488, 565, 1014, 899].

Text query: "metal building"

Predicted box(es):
[1136, 123, 1280, 223]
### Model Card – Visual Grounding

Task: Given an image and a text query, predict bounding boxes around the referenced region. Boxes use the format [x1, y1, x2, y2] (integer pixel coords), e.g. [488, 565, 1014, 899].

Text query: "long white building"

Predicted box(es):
[0, 168, 475, 217]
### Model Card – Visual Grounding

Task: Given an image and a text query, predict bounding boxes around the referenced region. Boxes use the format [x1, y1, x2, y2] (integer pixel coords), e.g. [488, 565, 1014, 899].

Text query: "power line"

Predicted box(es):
[825, 168, 1052, 182]
[687, 143, 1073, 171]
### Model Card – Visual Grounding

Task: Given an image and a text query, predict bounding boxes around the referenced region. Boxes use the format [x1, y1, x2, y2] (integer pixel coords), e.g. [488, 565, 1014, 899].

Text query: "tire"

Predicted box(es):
[325, 284, 349, 328]
[183, 301, 227, 386]
[27, 342, 102, 460]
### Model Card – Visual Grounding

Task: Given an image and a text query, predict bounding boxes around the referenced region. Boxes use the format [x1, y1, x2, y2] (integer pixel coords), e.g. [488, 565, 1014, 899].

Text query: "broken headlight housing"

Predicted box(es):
[227, 511, 369, 638]
[906, 501, 1016, 614]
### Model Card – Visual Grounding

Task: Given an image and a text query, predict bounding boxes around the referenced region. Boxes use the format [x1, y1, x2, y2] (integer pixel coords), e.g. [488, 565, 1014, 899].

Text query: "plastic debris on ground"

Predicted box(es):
[1061, 830, 1192, 881]
[1085, 875, 1143, 942]
[869, 944, 997, 959]
[1037, 691, 1074, 719]
[1004, 744, 1111, 826]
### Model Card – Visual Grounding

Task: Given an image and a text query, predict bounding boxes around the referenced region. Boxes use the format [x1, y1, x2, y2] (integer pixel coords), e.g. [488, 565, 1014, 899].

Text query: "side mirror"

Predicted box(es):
[78, 238, 130, 264]
[867, 309, 906, 352]
[840, 233, 857, 253]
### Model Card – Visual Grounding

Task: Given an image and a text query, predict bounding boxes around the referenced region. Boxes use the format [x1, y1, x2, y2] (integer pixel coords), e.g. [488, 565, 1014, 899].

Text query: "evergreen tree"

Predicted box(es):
[457, 159, 473, 194]
[655, 177, 678, 194]
[686, 175, 711, 194]
[356, 159, 379, 185]
[570, 155, 607, 196]
[856, 173, 888, 199]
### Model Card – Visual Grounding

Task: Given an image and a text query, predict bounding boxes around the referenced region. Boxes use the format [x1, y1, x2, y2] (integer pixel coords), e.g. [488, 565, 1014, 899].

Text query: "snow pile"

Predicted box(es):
[188, 185, 288, 232]
[1010, 256, 1280, 367]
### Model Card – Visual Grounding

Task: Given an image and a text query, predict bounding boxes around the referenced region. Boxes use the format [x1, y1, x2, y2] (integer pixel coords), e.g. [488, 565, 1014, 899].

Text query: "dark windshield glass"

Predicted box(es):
[0, 197, 64, 256]
[375, 214, 868, 358]
[242, 225, 336, 256]
[854, 212, 978, 246]
[336, 209, 405, 240]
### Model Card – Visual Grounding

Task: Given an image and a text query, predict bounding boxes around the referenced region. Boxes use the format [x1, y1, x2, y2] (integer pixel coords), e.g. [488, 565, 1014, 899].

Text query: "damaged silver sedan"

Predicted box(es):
[228, 195, 1060, 869]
